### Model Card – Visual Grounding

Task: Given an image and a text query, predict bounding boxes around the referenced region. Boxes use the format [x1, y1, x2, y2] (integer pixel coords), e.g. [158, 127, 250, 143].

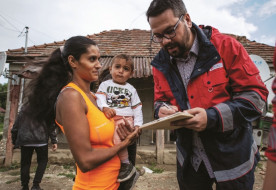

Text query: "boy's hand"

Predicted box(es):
[102, 107, 116, 119]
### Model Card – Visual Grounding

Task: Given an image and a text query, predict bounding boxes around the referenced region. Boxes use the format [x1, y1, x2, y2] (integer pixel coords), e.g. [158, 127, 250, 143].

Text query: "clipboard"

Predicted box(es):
[140, 112, 194, 130]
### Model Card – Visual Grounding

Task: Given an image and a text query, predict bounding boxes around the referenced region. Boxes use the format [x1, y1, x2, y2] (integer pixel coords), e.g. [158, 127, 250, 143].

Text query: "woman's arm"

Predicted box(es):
[56, 88, 138, 173]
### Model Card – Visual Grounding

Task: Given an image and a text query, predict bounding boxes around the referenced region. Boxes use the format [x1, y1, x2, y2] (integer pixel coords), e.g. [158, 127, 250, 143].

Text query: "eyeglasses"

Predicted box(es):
[151, 14, 184, 43]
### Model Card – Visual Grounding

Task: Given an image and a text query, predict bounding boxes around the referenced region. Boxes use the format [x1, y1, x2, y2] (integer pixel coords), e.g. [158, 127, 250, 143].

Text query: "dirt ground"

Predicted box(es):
[0, 138, 268, 190]
[0, 159, 267, 190]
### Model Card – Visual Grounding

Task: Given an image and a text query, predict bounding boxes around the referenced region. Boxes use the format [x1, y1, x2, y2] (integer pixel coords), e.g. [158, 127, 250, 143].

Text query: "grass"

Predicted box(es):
[5, 178, 20, 184]
[63, 164, 76, 173]
[58, 172, 75, 179]
[148, 163, 164, 173]
[0, 122, 3, 141]
[0, 122, 3, 133]
[8, 171, 20, 176]
[30, 166, 37, 173]
[0, 163, 20, 172]
[63, 164, 74, 170]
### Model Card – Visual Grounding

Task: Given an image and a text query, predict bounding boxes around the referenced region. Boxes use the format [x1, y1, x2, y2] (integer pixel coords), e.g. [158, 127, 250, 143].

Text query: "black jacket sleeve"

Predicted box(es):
[48, 124, 58, 144]
[11, 112, 22, 146]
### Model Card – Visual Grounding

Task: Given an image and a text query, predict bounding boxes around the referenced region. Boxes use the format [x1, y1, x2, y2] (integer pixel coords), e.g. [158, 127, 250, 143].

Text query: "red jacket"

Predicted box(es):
[151, 24, 268, 189]
[265, 44, 276, 162]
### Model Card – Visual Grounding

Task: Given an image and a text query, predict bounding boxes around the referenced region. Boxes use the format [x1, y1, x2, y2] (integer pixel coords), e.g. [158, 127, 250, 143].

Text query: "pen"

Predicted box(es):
[162, 102, 172, 110]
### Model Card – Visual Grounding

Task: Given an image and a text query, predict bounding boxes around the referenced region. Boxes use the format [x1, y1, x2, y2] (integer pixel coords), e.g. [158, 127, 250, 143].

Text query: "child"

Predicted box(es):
[96, 54, 143, 184]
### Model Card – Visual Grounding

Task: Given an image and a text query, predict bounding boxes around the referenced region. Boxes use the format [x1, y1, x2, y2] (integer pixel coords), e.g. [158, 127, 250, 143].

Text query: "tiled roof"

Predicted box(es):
[6, 29, 274, 78]
[225, 33, 274, 68]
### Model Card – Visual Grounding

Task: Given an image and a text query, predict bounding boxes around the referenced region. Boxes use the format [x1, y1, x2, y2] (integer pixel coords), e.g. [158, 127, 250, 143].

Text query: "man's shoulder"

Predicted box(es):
[210, 27, 241, 47]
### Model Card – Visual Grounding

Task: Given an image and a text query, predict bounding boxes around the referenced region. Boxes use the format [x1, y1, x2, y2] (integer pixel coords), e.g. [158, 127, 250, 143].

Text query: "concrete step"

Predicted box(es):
[9, 144, 177, 165]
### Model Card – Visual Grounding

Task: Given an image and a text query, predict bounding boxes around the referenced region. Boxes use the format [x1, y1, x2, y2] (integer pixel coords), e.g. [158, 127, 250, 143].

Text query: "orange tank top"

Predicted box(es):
[56, 82, 120, 190]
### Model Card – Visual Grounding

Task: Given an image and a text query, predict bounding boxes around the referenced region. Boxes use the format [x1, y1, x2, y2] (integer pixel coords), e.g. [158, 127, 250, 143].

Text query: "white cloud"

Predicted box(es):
[259, 0, 276, 17]
[186, 1, 257, 38]
[0, 0, 275, 50]
[255, 35, 276, 46]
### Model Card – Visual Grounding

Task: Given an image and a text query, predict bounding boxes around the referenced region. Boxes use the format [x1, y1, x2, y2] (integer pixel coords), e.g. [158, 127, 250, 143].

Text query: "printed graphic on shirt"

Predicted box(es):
[106, 86, 133, 108]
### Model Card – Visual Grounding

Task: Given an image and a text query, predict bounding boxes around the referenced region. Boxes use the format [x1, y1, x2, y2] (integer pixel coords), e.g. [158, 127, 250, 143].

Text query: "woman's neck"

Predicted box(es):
[71, 79, 91, 94]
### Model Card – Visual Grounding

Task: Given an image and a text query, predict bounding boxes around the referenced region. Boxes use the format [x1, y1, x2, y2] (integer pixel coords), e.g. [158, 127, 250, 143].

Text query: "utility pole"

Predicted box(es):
[24, 26, 29, 54]
[4, 27, 29, 166]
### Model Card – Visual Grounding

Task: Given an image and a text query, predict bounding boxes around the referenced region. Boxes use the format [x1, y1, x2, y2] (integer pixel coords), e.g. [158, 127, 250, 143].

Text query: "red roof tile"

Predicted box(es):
[6, 29, 274, 78]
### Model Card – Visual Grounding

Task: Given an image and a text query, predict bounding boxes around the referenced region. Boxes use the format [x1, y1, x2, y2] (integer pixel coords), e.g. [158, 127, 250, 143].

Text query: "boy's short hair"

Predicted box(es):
[111, 54, 134, 71]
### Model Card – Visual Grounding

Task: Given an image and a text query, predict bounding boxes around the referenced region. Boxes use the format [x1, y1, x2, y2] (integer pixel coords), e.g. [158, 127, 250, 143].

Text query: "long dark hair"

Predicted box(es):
[23, 36, 97, 126]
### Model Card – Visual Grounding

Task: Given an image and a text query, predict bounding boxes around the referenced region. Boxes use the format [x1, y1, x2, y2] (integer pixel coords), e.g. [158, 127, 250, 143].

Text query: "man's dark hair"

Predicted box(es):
[146, 0, 187, 21]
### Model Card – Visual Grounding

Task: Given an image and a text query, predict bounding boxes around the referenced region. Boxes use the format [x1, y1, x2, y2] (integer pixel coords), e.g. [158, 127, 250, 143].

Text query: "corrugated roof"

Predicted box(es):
[6, 29, 275, 78]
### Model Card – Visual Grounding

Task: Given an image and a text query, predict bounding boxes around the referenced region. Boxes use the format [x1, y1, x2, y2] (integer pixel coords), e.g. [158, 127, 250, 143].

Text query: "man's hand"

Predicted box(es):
[103, 107, 116, 119]
[52, 144, 58, 151]
[158, 104, 178, 118]
[171, 107, 207, 132]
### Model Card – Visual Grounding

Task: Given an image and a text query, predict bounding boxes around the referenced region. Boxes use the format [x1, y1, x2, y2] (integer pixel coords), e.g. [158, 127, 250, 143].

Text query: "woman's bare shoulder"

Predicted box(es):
[58, 88, 83, 102]
[56, 87, 86, 111]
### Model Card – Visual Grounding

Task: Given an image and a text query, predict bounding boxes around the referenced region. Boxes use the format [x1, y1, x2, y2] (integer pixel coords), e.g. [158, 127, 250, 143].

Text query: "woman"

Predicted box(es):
[27, 36, 139, 190]
[11, 106, 57, 190]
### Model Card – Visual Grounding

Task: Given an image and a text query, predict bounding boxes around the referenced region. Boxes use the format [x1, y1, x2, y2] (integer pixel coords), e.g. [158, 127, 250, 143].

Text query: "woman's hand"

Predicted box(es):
[134, 125, 142, 136]
[117, 118, 139, 146]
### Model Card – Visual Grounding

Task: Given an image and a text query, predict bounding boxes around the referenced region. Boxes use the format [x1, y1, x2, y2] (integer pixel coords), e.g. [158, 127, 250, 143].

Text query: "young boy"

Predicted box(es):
[96, 54, 143, 185]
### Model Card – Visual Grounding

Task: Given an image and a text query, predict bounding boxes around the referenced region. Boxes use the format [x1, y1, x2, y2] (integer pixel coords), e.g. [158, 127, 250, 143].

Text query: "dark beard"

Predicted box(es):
[165, 24, 191, 58]
[164, 42, 189, 58]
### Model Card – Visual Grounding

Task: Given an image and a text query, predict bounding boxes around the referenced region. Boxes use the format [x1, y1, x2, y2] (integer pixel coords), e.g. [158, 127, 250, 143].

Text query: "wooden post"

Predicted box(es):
[4, 83, 20, 166]
[166, 130, 170, 143]
[156, 129, 164, 164]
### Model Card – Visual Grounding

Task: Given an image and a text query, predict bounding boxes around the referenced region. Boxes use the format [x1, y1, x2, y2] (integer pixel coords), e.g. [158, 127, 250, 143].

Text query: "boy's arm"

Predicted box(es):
[95, 82, 110, 111]
[131, 88, 143, 126]
[95, 92, 109, 111]
[132, 104, 143, 126]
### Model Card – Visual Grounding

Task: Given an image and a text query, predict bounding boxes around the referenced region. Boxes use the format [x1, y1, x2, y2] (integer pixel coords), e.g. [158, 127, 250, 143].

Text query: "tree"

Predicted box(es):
[0, 83, 7, 132]
[0, 83, 7, 109]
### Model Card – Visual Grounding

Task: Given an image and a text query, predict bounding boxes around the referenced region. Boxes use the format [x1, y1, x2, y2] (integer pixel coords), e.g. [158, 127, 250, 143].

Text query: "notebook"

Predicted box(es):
[140, 112, 193, 130]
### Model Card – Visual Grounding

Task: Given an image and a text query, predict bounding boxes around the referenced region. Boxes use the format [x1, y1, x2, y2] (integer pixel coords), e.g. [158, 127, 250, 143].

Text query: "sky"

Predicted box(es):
[0, 0, 275, 84]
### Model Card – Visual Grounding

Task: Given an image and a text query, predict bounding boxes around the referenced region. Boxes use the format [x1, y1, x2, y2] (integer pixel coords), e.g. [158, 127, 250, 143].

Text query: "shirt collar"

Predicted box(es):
[171, 31, 199, 62]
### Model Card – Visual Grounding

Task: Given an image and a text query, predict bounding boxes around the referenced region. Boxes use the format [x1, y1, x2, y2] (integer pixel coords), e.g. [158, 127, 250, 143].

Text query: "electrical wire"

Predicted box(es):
[0, 11, 56, 41]
[0, 25, 19, 33]
[128, 11, 146, 29]
[0, 13, 21, 33]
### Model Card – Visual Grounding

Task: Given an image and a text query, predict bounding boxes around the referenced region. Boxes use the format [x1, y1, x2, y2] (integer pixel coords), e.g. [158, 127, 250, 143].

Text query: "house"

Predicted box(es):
[3, 29, 275, 147]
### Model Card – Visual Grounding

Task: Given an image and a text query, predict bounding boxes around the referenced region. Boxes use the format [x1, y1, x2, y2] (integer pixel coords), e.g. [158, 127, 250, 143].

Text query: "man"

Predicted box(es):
[263, 45, 276, 190]
[12, 108, 58, 190]
[146, 0, 268, 189]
